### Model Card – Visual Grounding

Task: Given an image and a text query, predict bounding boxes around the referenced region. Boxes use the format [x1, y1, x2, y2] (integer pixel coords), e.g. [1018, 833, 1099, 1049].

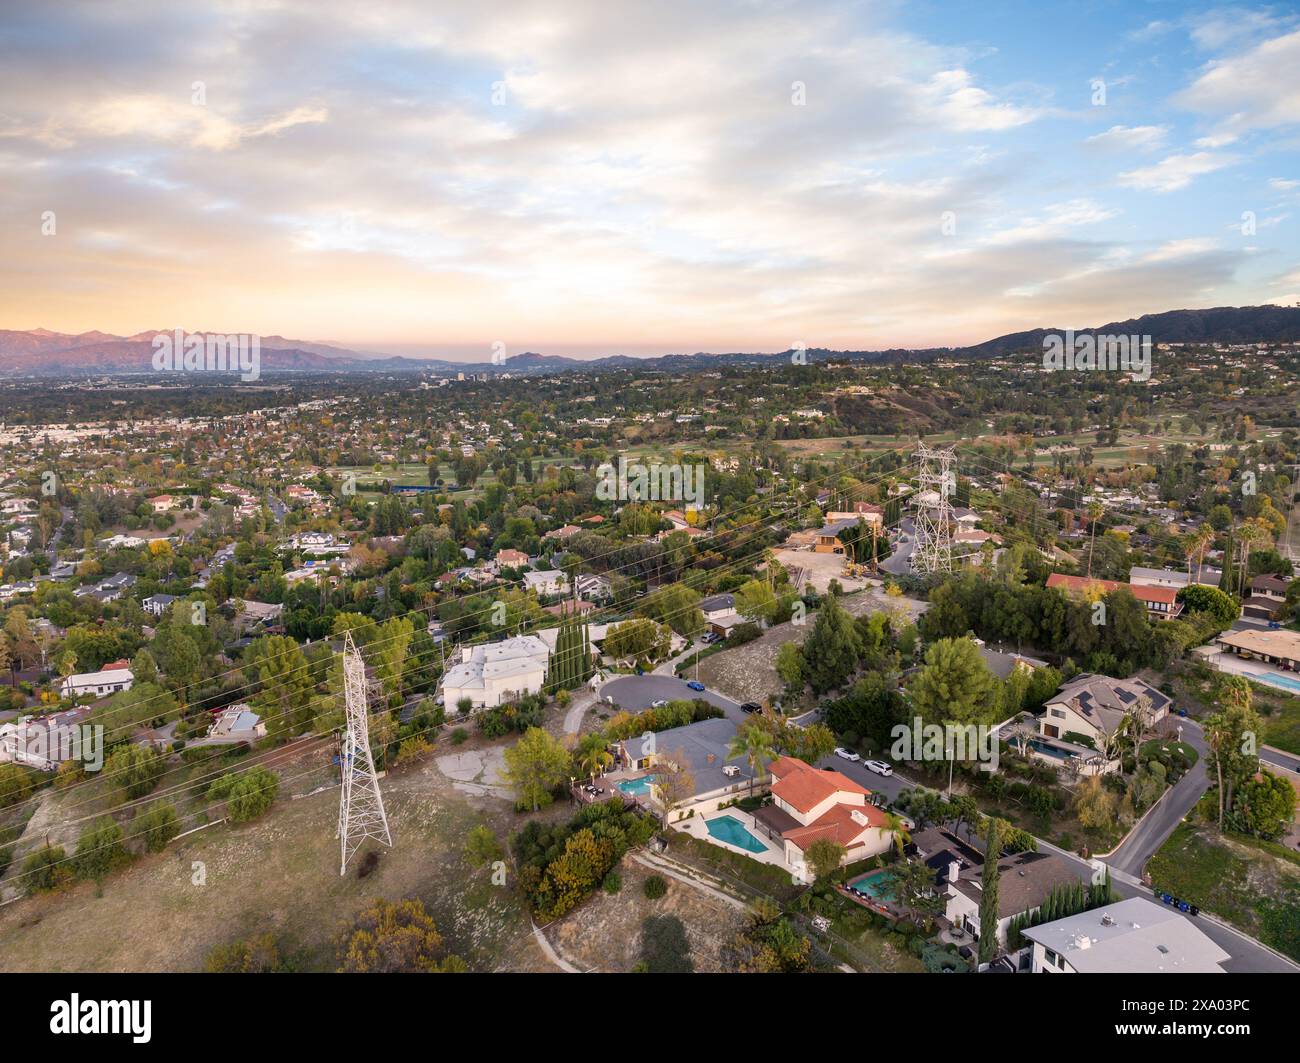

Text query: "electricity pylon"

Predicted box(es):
[336, 631, 392, 875]
[912, 442, 956, 574]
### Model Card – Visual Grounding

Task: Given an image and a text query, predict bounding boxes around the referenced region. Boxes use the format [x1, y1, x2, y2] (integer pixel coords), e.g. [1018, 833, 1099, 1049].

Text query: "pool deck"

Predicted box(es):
[673, 808, 787, 867]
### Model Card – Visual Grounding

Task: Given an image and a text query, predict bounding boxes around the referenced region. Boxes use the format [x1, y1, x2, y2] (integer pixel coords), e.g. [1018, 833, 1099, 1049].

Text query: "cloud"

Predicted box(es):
[1086, 124, 1168, 152]
[1176, 29, 1300, 143]
[1117, 151, 1237, 193]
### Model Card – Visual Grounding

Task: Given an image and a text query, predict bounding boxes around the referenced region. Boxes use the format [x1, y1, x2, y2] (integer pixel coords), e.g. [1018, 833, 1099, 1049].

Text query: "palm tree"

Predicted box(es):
[882, 811, 911, 858]
[579, 744, 613, 785]
[1236, 520, 1271, 596]
[1192, 523, 1215, 586]
[728, 722, 774, 796]
[1085, 502, 1104, 577]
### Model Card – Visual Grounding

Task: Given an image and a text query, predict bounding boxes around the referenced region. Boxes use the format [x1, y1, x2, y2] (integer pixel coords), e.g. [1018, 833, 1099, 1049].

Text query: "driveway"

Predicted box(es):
[601, 674, 745, 723]
[1105, 719, 1209, 878]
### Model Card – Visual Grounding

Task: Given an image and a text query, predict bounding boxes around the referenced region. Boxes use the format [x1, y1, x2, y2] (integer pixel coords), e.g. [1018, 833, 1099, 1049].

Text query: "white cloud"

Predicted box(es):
[1118, 151, 1237, 193]
[1177, 29, 1300, 142]
[1086, 124, 1168, 151]
[1142, 237, 1218, 263]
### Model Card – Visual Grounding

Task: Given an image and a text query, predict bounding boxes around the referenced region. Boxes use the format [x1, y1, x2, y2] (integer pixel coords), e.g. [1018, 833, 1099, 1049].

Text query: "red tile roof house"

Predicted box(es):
[751, 756, 900, 883]
[1046, 572, 1183, 621]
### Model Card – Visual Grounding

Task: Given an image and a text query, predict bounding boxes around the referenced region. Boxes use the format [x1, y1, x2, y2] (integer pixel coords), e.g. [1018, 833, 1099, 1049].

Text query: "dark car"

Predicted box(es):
[686, 680, 705, 692]
[740, 702, 761, 714]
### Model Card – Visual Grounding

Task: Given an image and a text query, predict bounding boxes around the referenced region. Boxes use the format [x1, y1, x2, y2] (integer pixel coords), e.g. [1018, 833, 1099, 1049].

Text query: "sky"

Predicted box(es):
[1, 0, 1298, 360]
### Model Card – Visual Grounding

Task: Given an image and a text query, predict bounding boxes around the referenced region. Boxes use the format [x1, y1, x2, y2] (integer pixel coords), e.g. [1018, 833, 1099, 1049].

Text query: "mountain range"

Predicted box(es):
[2, 305, 1298, 378]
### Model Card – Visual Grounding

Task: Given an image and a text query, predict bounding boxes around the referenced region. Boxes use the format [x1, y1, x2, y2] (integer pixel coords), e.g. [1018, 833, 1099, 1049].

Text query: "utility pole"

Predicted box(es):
[336, 631, 392, 875]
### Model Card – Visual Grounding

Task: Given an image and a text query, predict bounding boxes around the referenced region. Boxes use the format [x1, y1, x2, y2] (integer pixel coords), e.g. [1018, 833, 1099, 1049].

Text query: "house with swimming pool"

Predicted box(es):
[943, 849, 1078, 949]
[611, 717, 758, 812]
[1034, 673, 1171, 774]
[750, 756, 899, 883]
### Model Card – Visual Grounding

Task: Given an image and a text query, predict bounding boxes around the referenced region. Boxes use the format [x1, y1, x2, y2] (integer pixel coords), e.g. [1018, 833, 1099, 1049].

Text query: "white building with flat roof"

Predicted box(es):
[1023, 897, 1229, 973]
[441, 635, 550, 710]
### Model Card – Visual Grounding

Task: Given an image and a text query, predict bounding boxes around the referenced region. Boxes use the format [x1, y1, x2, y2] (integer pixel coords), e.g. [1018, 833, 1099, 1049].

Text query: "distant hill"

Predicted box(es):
[3, 305, 1298, 376]
[955, 305, 1300, 358]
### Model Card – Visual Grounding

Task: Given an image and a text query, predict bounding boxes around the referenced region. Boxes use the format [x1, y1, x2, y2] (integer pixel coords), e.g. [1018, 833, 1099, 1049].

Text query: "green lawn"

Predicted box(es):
[1147, 821, 1300, 962]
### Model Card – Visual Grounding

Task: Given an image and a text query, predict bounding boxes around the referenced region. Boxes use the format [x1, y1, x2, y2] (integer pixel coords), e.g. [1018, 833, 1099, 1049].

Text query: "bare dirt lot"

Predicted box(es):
[696, 589, 929, 706]
[547, 856, 747, 972]
[0, 738, 559, 973]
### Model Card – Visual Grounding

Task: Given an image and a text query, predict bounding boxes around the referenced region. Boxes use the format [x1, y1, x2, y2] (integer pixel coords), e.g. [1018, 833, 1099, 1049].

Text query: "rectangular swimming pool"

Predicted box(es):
[705, 814, 768, 853]
[848, 869, 897, 900]
[1251, 671, 1300, 695]
[617, 775, 657, 796]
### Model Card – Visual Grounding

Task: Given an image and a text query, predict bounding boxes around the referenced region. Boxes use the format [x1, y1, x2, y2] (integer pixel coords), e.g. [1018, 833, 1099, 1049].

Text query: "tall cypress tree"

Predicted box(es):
[978, 819, 1002, 965]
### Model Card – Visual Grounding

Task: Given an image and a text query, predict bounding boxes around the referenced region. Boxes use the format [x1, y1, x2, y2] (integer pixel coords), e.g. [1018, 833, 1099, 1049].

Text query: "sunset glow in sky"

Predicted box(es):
[3, 0, 1299, 359]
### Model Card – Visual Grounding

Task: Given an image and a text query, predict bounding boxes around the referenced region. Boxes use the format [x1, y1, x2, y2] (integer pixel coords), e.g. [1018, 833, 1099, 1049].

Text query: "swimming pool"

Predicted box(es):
[1029, 738, 1072, 760]
[1250, 671, 1300, 695]
[617, 775, 657, 796]
[705, 814, 768, 853]
[848, 869, 897, 900]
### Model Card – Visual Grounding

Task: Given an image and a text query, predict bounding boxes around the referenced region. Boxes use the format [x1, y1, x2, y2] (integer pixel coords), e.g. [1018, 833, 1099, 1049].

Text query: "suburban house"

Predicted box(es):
[613, 717, 755, 809]
[1215, 627, 1300, 673]
[1038, 673, 1171, 765]
[751, 756, 898, 882]
[207, 704, 267, 741]
[1129, 565, 1224, 590]
[0, 706, 93, 771]
[1242, 574, 1290, 622]
[814, 517, 870, 554]
[523, 569, 568, 597]
[943, 849, 1078, 947]
[574, 573, 613, 602]
[142, 592, 178, 618]
[440, 634, 551, 709]
[1046, 572, 1183, 621]
[1023, 897, 1229, 973]
[824, 502, 884, 530]
[60, 664, 134, 699]
[492, 548, 530, 570]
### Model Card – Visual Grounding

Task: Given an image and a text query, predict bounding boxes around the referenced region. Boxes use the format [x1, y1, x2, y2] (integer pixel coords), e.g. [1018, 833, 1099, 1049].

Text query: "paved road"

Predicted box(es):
[1106, 719, 1208, 877]
[879, 518, 915, 576]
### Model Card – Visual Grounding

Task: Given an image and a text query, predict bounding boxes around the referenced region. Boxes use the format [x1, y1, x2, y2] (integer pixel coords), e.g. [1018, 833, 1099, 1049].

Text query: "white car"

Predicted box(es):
[651, 699, 668, 709]
[864, 760, 894, 777]
[834, 747, 860, 762]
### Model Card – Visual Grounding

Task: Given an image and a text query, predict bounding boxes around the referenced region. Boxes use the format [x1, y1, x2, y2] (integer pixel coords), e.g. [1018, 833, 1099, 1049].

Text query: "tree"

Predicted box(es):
[103, 743, 164, 800]
[734, 579, 777, 625]
[805, 837, 847, 881]
[775, 641, 804, 689]
[207, 767, 279, 822]
[503, 727, 572, 812]
[1073, 776, 1119, 830]
[1177, 584, 1239, 626]
[205, 932, 291, 972]
[800, 592, 862, 694]
[1234, 770, 1297, 840]
[133, 802, 181, 852]
[727, 721, 774, 796]
[1203, 677, 1261, 832]
[909, 637, 998, 727]
[72, 816, 130, 887]
[978, 818, 1002, 964]
[654, 747, 696, 821]
[464, 825, 503, 867]
[338, 897, 466, 972]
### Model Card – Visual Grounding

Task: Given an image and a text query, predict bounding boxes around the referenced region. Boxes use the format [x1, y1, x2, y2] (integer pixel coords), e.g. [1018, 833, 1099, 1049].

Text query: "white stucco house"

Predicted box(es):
[441, 635, 551, 710]
[60, 666, 134, 699]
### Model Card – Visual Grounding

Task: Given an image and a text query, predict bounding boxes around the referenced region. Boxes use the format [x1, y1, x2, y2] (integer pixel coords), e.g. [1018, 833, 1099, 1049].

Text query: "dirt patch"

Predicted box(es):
[0, 750, 558, 972]
[546, 858, 747, 972]
[696, 589, 928, 705]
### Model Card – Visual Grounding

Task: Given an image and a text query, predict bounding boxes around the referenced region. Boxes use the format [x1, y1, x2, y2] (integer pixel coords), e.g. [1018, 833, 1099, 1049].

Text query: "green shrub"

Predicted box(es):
[643, 874, 667, 900]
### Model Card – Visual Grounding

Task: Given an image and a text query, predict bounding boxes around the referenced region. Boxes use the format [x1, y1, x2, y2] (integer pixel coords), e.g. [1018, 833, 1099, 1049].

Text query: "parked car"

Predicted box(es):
[864, 759, 893, 776]
[740, 702, 761, 714]
[701, 632, 721, 644]
[686, 680, 705, 692]
[651, 699, 668, 709]
[834, 747, 860, 762]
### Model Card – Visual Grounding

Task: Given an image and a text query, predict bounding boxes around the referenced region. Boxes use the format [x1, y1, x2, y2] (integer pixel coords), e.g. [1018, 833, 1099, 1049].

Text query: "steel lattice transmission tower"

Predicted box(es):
[336, 631, 392, 875]
[912, 442, 956, 574]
